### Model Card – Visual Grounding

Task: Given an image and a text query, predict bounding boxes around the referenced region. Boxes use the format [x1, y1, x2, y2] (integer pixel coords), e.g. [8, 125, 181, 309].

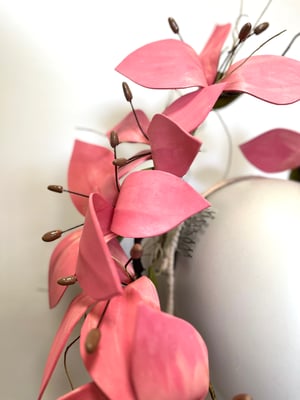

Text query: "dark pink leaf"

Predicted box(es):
[107, 110, 150, 144]
[38, 293, 95, 400]
[131, 304, 209, 400]
[76, 193, 122, 300]
[116, 39, 207, 89]
[240, 128, 300, 172]
[80, 277, 160, 400]
[163, 83, 226, 133]
[223, 55, 300, 104]
[199, 24, 231, 85]
[111, 170, 210, 238]
[147, 113, 201, 176]
[48, 229, 82, 308]
[68, 140, 117, 215]
[57, 382, 108, 400]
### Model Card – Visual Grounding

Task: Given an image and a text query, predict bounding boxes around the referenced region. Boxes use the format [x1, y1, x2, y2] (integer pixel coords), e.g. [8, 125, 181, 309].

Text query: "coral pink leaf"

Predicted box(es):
[163, 83, 226, 133]
[116, 39, 208, 89]
[38, 293, 95, 400]
[76, 193, 122, 300]
[111, 170, 210, 238]
[131, 304, 209, 400]
[57, 382, 108, 400]
[240, 128, 300, 172]
[199, 24, 231, 85]
[80, 277, 160, 400]
[107, 110, 150, 144]
[147, 113, 201, 176]
[223, 55, 300, 104]
[68, 140, 116, 215]
[48, 229, 82, 308]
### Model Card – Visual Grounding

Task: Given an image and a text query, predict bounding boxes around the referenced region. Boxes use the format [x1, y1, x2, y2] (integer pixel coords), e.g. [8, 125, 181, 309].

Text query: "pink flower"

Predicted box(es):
[239, 128, 300, 172]
[38, 277, 209, 400]
[116, 24, 300, 132]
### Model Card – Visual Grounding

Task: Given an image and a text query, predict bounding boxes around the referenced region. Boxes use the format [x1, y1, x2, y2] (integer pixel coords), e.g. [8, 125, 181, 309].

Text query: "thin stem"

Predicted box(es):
[209, 382, 218, 400]
[113, 147, 120, 192]
[96, 300, 111, 328]
[253, 0, 272, 28]
[63, 335, 80, 390]
[282, 32, 300, 56]
[129, 102, 149, 140]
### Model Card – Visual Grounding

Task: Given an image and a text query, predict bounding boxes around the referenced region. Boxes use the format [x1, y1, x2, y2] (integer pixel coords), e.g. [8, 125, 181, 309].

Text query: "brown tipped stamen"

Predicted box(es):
[238, 22, 252, 42]
[121, 82, 149, 140]
[57, 275, 77, 286]
[130, 243, 143, 259]
[85, 328, 101, 354]
[254, 21, 269, 35]
[110, 130, 120, 148]
[232, 394, 253, 400]
[168, 17, 183, 41]
[42, 224, 84, 242]
[122, 81, 133, 102]
[112, 157, 128, 167]
[47, 185, 89, 198]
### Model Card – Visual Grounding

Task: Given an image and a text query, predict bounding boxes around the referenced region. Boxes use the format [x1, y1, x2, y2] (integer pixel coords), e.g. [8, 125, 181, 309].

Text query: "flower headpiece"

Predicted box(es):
[39, 4, 300, 400]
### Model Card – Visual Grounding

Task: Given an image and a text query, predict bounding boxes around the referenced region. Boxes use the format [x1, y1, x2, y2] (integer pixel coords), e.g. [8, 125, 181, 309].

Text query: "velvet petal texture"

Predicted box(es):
[68, 140, 116, 215]
[48, 229, 82, 308]
[76, 193, 123, 301]
[131, 304, 209, 400]
[106, 110, 150, 144]
[57, 382, 108, 400]
[111, 170, 210, 238]
[240, 128, 300, 172]
[38, 293, 95, 400]
[147, 113, 201, 176]
[223, 55, 300, 105]
[80, 277, 160, 400]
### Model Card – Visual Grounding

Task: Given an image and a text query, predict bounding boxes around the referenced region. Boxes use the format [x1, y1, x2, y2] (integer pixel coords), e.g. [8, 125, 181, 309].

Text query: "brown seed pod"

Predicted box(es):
[57, 275, 77, 286]
[238, 22, 252, 42]
[254, 22, 269, 35]
[122, 81, 133, 102]
[42, 229, 62, 242]
[168, 17, 179, 34]
[85, 328, 101, 354]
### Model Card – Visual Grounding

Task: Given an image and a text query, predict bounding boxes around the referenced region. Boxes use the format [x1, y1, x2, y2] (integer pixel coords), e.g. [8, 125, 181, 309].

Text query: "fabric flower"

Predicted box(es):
[116, 24, 300, 132]
[239, 128, 300, 172]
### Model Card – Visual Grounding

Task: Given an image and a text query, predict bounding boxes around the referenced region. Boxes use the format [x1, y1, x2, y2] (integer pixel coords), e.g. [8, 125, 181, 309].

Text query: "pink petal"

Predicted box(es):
[38, 293, 95, 400]
[111, 170, 210, 238]
[76, 193, 122, 300]
[107, 110, 150, 144]
[163, 83, 226, 133]
[80, 277, 160, 400]
[57, 382, 108, 400]
[223, 55, 300, 104]
[147, 113, 201, 176]
[131, 304, 209, 400]
[48, 229, 82, 308]
[240, 128, 300, 172]
[199, 24, 231, 85]
[68, 140, 117, 215]
[116, 39, 207, 89]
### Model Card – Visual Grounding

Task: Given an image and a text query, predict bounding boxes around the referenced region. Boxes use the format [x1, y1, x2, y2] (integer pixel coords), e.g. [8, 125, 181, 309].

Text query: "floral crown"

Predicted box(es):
[38, 4, 300, 400]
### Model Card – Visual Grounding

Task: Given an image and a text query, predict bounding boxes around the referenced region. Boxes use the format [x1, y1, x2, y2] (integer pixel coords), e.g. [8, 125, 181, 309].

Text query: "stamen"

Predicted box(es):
[84, 300, 110, 354]
[109, 130, 120, 148]
[168, 17, 184, 41]
[282, 32, 300, 56]
[238, 22, 252, 42]
[121, 82, 149, 140]
[42, 224, 84, 242]
[112, 157, 128, 167]
[254, 22, 269, 35]
[57, 275, 77, 286]
[47, 185, 89, 198]
[63, 335, 80, 390]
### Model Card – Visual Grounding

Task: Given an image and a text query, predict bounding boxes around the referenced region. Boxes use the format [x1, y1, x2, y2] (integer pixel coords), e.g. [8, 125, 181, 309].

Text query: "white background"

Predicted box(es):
[0, 0, 299, 399]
